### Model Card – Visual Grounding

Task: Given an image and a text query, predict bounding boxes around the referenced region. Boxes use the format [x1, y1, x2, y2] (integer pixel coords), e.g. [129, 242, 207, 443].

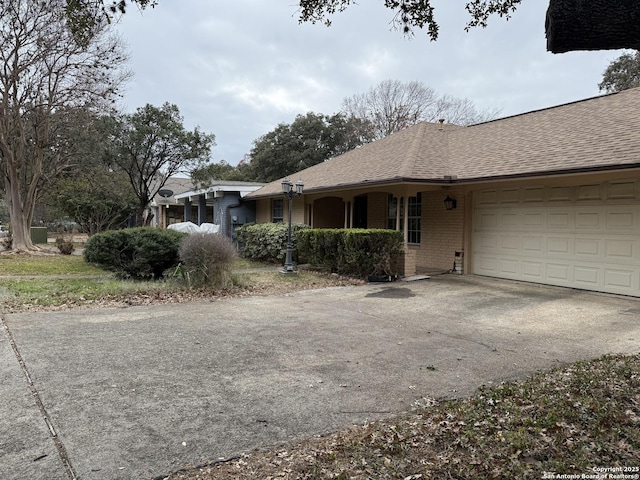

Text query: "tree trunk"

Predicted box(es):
[4, 176, 35, 251]
[546, 0, 640, 53]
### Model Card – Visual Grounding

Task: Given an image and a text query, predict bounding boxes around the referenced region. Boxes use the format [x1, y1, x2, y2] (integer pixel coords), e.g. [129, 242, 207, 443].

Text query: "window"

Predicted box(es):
[388, 193, 421, 243]
[272, 199, 284, 223]
[387, 194, 398, 230]
[407, 193, 422, 244]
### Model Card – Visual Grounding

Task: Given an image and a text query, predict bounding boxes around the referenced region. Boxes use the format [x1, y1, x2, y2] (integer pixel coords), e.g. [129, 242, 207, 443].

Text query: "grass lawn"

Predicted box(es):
[0, 253, 359, 311]
[0, 252, 107, 275]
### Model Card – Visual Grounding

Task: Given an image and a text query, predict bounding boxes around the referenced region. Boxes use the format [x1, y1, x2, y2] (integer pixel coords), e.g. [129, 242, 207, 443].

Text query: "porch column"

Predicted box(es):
[183, 199, 193, 222]
[344, 201, 349, 228]
[197, 195, 207, 225]
[349, 200, 355, 228]
[403, 195, 409, 244]
[395, 196, 401, 231]
[161, 205, 167, 228]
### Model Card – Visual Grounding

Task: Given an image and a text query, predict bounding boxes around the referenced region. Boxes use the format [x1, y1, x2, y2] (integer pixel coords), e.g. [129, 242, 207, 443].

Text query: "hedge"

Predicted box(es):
[235, 222, 309, 263]
[296, 228, 404, 278]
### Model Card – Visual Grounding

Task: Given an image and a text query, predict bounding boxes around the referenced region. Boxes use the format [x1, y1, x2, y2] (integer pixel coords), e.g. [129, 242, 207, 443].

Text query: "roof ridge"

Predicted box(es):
[399, 122, 429, 176]
[470, 86, 640, 127]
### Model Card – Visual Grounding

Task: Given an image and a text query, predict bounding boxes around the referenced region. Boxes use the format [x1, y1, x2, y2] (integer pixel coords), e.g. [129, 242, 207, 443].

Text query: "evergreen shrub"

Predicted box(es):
[296, 228, 403, 278]
[83, 227, 187, 279]
[235, 222, 309, 263]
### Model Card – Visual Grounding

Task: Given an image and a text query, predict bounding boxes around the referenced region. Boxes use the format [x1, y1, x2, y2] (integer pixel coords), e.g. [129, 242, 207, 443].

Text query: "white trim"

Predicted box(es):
[175, 184, 264, 202]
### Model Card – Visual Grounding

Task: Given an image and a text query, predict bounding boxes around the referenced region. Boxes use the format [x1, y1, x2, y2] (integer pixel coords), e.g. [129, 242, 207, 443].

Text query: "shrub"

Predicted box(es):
[2, 232, 12, 250]
[55, 237, 75, 255]
[297, 229, 404, 278]
[177, 233, 237, 288]
[235, 223, 309, 264]
[83, 227, 187, 279]
[295, 228, 341, 271]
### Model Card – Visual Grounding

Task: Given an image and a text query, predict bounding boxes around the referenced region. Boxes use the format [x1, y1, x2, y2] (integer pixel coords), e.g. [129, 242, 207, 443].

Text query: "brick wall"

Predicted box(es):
[416, 187, 465, 271]
[313, 197, 344, 227]
[292, 197, 305, 224]
[255, 197, 307, 224]
[255, 199, 271, 223]
[368, 192, 388, 229]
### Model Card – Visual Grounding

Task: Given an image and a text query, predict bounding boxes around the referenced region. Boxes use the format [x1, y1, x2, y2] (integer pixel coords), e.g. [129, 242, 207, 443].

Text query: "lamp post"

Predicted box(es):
[281, 178, 304, 273]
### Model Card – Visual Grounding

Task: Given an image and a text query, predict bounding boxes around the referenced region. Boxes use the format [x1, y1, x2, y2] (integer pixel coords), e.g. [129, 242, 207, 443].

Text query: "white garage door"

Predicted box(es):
[472, 181, 640, 297]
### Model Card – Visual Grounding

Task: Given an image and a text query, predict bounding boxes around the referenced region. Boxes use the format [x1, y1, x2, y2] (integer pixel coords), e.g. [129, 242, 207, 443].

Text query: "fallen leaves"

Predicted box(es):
[166, 354, 640, 480]
[0, 271, 363, 313]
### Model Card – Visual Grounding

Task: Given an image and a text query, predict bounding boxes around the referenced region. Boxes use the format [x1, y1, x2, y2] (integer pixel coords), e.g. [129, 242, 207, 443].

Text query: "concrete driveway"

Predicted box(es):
[1, 275, 639, 480]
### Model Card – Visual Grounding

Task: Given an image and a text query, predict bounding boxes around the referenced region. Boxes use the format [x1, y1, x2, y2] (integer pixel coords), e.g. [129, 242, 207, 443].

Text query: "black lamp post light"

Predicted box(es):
[281, 177, 304, 273]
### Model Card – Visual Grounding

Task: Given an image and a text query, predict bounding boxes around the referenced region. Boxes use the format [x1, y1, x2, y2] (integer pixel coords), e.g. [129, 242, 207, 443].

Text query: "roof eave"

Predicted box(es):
[455, 163, 640, 184]
[246, 164, 640, 199]
[246, 176, 462, 199]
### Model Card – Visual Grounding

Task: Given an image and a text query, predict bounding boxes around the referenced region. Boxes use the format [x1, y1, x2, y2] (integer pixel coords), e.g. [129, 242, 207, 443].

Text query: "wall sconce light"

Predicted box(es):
[444, 195, 457, 211]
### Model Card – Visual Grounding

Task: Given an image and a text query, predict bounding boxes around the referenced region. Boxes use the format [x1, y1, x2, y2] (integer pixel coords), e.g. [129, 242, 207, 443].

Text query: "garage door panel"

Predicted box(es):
[548, 212, 572, 229]
[604, 269, 635, 289]
[523, 187, 544, 202]
[498, 258, 520, 275]
[574, 266, 600, 286]
[609, 180, 637, 199]
[577, 184, 602, 200]
[477, 256, 498, 273]
[521, 261, 544, 279]
[606, 210, 636, 229]
[605, 239, 635, 260]
[575, 238, 601, 257]
[522, 236, 543, 253]
[576, 211, 602, 229]
[499, 213, 520, 228]
[523, 212, 544, 227]
[500, 235, 520, 251]
[546, 263, 571, 281]
[547, 237, 571, 255]
[473, 183, 640, 297]
[479, 190, 498, 205]
[477, 233, 498, 251]
[549, 186, 572, 201]
[500, 188, 519, 203]
[478, 212, 498, 229]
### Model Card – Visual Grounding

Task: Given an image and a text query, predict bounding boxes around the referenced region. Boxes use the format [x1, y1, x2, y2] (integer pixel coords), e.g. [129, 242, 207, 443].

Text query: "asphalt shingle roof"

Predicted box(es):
[248, 88, 640, 198]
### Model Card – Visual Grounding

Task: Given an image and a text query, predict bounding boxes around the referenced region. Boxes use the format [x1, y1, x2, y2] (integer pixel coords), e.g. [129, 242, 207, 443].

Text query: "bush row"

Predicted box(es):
[83, 225, 403, 283]
[296, 228, 404, 278]
[235, 222, 309, 263]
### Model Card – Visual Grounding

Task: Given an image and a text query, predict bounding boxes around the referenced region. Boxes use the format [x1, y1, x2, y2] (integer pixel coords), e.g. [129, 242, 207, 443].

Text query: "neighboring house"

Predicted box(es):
[149, 177, 195, 228]
[174, 181, 265, 238]
[150, 178, 264, 239]
[246, 87, 640, 297]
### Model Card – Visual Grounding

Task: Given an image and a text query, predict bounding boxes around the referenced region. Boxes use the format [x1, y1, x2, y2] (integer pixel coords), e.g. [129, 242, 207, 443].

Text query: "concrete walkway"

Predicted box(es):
[1, 275, 639, 480]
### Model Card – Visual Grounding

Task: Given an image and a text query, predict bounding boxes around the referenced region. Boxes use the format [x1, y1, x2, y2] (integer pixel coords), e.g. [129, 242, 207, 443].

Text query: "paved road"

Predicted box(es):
[1, 275, 639, 479]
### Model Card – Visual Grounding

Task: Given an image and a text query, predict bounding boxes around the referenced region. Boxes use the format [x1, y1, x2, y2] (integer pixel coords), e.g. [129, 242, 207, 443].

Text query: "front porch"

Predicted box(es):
[256, 185, 468, 276]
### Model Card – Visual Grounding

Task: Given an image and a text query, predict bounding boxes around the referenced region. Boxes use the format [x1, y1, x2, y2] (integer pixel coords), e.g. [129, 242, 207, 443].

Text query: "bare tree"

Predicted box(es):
[0, 0, 129, 251]
[341, 79, 499, 139]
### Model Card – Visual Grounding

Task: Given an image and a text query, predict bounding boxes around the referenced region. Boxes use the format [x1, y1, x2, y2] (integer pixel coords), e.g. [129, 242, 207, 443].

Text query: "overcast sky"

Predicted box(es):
[113, 1, 626, 166]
